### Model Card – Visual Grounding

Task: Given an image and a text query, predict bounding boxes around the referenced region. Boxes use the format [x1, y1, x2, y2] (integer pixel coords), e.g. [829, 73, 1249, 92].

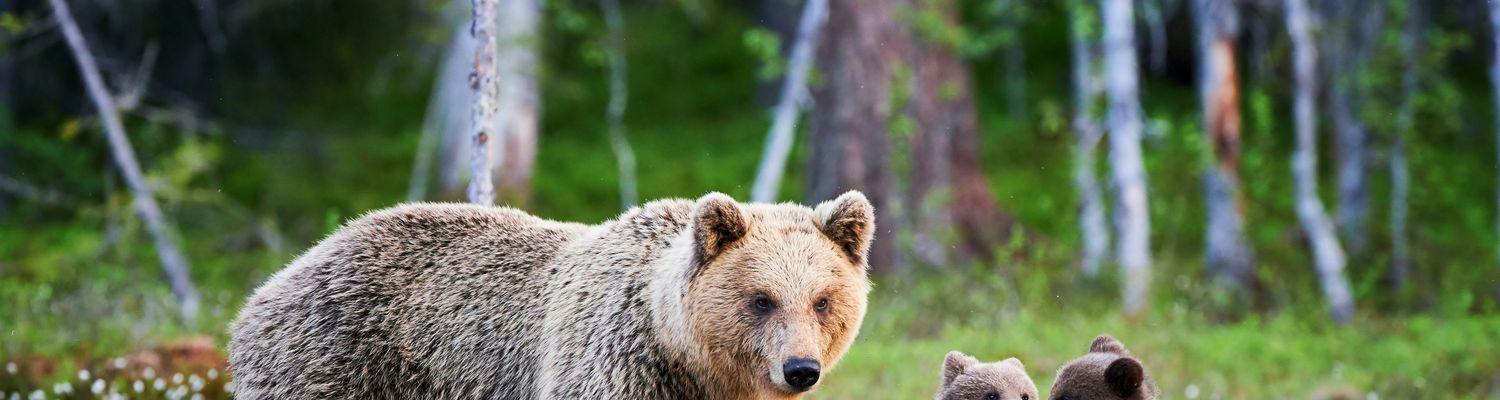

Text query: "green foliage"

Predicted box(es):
[742, 27, 787, 82]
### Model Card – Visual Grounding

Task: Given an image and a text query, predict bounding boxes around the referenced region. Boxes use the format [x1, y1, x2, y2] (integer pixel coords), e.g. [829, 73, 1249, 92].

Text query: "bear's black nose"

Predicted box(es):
[782, 358, 821, 391]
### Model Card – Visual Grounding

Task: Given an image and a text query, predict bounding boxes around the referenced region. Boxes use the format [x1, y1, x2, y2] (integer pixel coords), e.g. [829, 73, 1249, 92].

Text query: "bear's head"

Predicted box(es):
[1048, 335, 1157, 400]
[936, 351, 1038, 400]
[658, 191, 874, 398]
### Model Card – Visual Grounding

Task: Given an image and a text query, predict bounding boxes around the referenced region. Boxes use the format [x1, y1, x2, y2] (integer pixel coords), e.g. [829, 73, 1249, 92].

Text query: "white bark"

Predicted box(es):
[600, 0, 638, 208]
[1068, 0, 1109, 276]
[1389, 0, 1420, 291]
[1490, 0, 1500, 301]
[1102, 0, 1152, 315]
[50, 0, 201, 321]
[467, 0, 499, 205]
[750, 0, 828, 203]
[1286, 0, 1354, 324]
[1194, 0, 1253, 288]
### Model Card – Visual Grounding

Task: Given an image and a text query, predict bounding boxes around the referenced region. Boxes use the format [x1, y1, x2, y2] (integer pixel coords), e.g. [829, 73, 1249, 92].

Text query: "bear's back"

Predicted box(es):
[228, 203, 589, 399]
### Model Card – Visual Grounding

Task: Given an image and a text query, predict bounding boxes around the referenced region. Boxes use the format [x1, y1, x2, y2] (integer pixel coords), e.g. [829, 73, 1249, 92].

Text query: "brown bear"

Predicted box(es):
[227, 191, 875, 399]
[936, 351, 1038, 400]
[1048, 335, 1158, 400]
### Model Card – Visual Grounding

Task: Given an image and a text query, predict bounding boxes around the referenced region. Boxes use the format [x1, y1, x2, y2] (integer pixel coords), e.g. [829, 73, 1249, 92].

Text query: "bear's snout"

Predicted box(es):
[782, 358, 821, 391]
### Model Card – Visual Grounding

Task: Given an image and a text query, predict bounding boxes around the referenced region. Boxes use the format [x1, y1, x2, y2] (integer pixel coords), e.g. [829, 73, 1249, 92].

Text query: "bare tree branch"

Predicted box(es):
[49, 0, 201, 322]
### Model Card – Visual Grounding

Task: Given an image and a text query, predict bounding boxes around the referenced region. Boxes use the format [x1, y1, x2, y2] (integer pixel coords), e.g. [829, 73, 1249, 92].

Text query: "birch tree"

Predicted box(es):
[1389, 0, 1423, 291]
[1320, 0, 1385, 255]
[600, 0, 638, 208]
[467, 0, 499, 206]
[1194, 0, 1254, 290]
[1286, 0, 1354, 324]
[1101, 0, 1152, 315]
[750, 0, 828, 203]
[1068, 0, 1110, 276]
[1489, 0, 1500, 301]
[50, 0, 201, 321]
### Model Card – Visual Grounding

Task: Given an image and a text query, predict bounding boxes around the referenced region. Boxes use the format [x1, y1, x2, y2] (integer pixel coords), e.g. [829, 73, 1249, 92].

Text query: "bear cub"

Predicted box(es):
[936, 351, 1038, 400]
[1048, 335, 1158, 400]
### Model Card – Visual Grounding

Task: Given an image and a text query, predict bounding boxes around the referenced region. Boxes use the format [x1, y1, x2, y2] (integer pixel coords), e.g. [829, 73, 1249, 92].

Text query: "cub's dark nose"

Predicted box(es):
[782, 358, 821, 392]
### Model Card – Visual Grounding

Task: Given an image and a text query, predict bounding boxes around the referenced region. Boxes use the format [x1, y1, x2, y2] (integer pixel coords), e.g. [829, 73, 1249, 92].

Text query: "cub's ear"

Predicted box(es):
[815, 191, 875, 266]
[941, 351, 977, 387]
[1089, 334, 1129, 355]
[692, 192, 749, 263]
[1104, 357, 1146, 398]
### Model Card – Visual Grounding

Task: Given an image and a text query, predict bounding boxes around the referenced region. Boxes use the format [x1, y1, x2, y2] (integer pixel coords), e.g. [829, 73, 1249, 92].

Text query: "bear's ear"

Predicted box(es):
[692, 192, 749, 263]
[1104, 357, 1145, 398]
[941, 351, 977, 387]
[815, 191, 875, 266]
[1000, 357, 1025, 372]
[1089, 334, 1129, 355]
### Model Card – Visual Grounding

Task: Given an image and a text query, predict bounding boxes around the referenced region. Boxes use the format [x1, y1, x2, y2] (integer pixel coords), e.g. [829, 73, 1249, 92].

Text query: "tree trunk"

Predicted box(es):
[751, 0, 828, 203]
[1286, 0, 1354, 324]
[807, 0, 908, 274]
[1101, 0, 1153, 315]
[1389, 0, 1422, 293]
[1320, 0, 1385, 256]
[600, 0, 638, 209]
[1193, 0, 1254, 290]
[467, 0, 499, 206]
[494, 0, 541, 207]
[1068, 0, 1110, 276]
[1489, 0, 1500, 303]
[421, 9, 478, 201]
[906, 0, 1014, 264]
[50, 0, 201, 321]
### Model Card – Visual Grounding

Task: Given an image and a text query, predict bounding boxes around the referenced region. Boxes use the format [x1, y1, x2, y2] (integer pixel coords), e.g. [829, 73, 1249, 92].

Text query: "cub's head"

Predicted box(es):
[1048, 335, 1157, 400]
[936, 351, 1038, 400]
[680, 191, 874, 398]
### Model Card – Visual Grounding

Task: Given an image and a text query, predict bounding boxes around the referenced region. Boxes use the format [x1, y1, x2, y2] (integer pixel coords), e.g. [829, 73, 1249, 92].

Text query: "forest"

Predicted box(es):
[3, 0, 1500, 398]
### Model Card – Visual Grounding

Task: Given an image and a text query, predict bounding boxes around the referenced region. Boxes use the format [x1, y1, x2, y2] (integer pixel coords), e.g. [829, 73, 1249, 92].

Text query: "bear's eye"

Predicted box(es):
[984, 392, 999, 400]
[751, 296, 776, 313]
[813, 298, 829, 312]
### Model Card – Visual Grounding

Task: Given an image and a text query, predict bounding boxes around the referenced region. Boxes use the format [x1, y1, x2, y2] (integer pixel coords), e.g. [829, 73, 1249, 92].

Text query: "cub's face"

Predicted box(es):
[936, 352, 1038, 400]
[683, 192, 874, 398]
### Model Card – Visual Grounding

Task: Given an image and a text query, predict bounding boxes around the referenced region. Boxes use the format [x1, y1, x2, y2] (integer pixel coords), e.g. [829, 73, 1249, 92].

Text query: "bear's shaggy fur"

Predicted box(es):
[935, 351, 1037, 400]
[1048, 335, 1158, 400]
[228, 192, 875, 399]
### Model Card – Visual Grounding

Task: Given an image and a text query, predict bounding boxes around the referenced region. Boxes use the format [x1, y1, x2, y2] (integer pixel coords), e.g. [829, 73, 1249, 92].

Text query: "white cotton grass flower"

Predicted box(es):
[189, 374, 205, 391]
[1184, 384, 1200, 399]
[77, 368, 90, 381]
[26, 390, 42, 400]
[5, 362, 16, 375]
[143, 367, 157, 380]
[172, 372, 184, 385]
[190, 394, 204, 400]
[133, 380, 145, 393]
[52, 381, 72, 394]
[91, 378, 106, 394]
[1365, 393, 1378, 400]
[112, 358, 127, 369]
[206, 368, 219, 380]
[154, 378, 167, 391]
[7, 391, 18, 400]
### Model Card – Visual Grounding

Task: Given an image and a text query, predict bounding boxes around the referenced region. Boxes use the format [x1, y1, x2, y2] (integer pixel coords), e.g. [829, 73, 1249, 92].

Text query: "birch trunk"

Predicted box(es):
[1102, 0, 1152, 315]
[1389, 0, 1422, 292]
[1489, 0, 1500, 302]
[1068, 0, 1109, 276]
[1322, 0, 1384, 256]
[467, 0, 499, 205]
[1286, 0, 1354, 324]
[600, 0, 638, 209]
[1194, 0, 1254, 290]
[750, 0, 828, 203]
[50, 0, 201, 321]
